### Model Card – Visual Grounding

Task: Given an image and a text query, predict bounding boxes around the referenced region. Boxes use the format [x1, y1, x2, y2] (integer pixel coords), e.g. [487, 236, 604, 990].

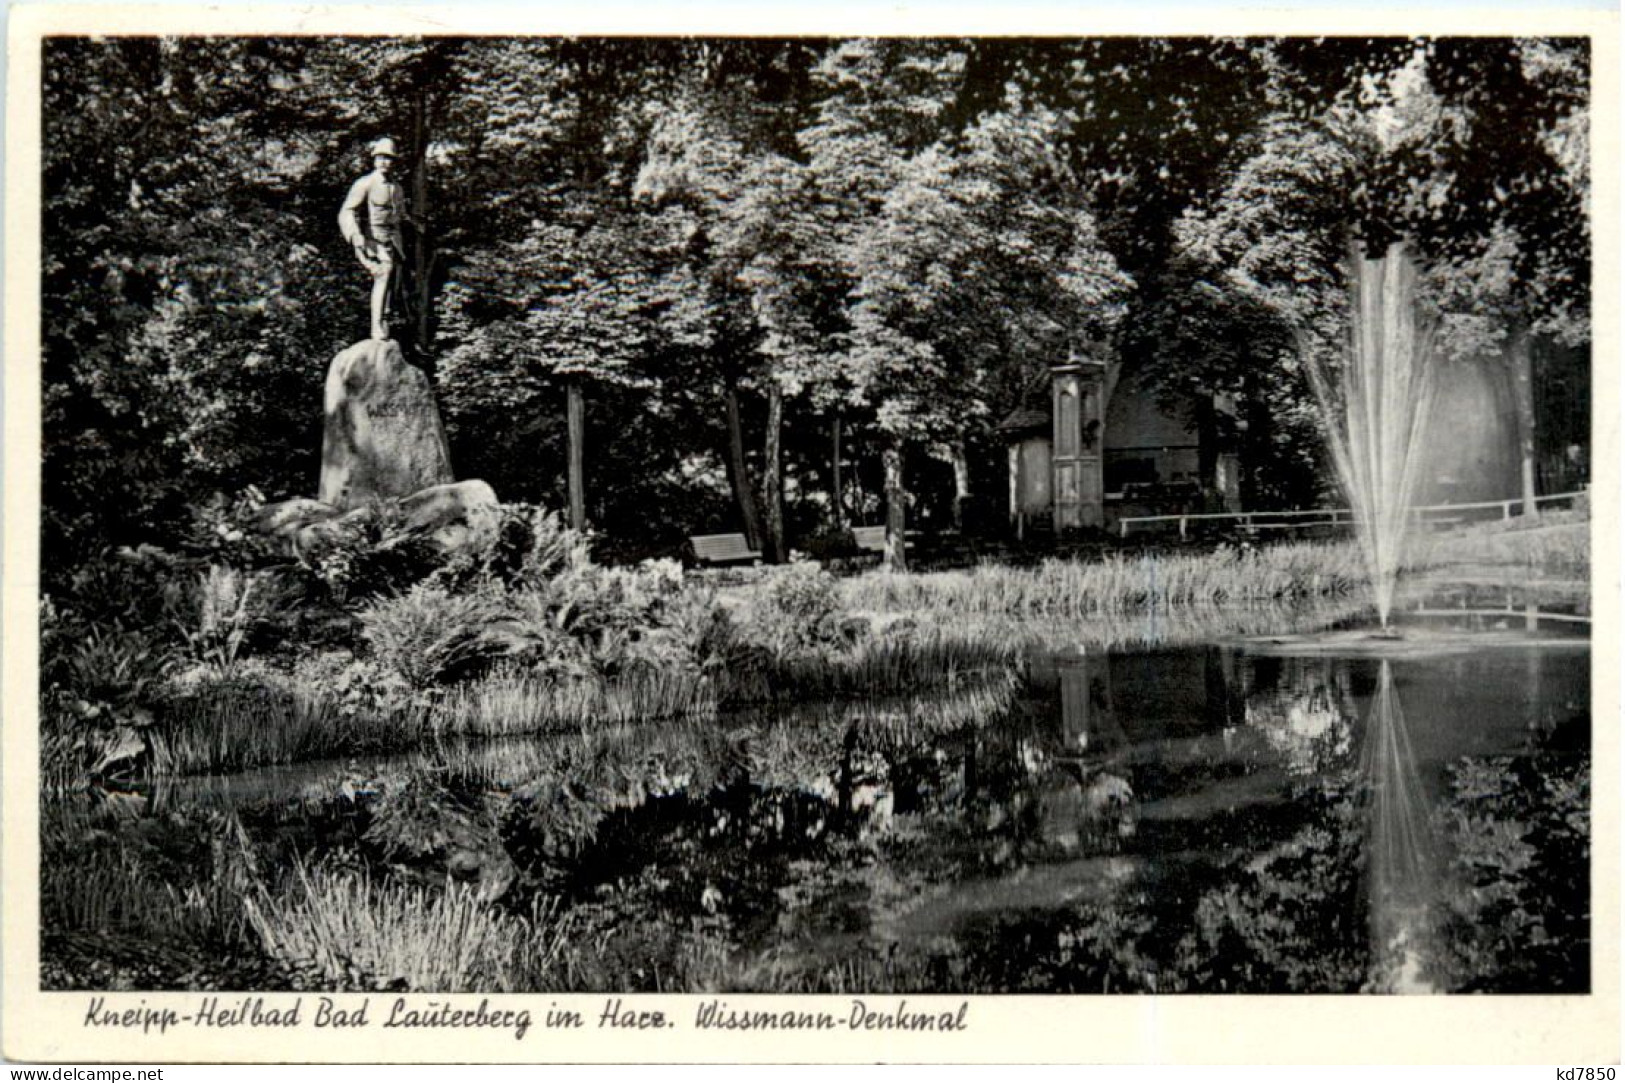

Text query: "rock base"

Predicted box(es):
[319, 339, 454, 510]
[257, 479, 501, 561]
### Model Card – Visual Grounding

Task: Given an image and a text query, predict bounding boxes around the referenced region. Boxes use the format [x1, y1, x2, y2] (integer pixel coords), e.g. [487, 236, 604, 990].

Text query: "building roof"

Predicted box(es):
[997, 407, 1050, 434]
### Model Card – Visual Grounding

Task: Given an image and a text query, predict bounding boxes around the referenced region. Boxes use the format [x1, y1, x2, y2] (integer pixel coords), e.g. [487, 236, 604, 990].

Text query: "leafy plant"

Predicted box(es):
[358, 581, 516, 690]
[186, 564, 271, 673]
[738, 561, 855, 658]
[56, 625, 171, 726]
[1434, 754, 1589, 992]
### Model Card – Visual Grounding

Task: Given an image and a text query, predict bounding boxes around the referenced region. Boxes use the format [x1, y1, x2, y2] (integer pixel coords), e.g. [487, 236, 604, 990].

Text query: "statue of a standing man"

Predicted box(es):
[339, 137, 413, 342]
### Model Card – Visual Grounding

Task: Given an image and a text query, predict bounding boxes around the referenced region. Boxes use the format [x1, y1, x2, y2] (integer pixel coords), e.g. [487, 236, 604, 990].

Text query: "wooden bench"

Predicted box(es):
[851, 525, 918, 554]
[851, 525, 887, 553]
[688, 533, 762, 566]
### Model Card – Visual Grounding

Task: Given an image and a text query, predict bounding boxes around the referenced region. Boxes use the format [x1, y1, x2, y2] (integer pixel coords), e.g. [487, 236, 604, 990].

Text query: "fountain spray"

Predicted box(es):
[1304, 242, 1442, 629]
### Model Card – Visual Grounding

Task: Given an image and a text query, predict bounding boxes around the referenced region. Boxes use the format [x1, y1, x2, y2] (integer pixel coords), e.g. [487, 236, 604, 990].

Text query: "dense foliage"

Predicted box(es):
[42, 36, 1590, 575]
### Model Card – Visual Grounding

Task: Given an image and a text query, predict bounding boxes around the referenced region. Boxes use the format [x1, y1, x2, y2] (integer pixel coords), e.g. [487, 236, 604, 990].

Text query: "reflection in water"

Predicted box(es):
[1359, 660, 1438, 993]
[1057, 650, 1121, 757]
[46, 632, 1589, 995]
[1244, 656, 1355, 776]
[1049, 651, 1135, 850]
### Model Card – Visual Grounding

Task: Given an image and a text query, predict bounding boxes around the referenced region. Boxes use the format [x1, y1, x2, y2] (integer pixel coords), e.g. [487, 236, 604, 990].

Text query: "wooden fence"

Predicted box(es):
[1117, 489, 1588, 540]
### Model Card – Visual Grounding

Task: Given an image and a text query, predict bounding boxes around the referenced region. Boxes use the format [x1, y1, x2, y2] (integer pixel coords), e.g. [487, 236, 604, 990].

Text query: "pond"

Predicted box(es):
[42, 605, 1590, 995]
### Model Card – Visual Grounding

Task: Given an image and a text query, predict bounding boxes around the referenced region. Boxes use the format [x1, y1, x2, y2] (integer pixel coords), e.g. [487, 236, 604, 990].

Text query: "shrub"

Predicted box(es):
[636, 583, 743, 676]
[301, 503, 447, 605]
[55, 625, 171, 724]
[50, 546, 193, 641]
[510, 507, 594, 586]
[186, 564, 278, 673]
[738, 561, 853, 657]
[185, 486, 287, 568]
[423, 505, 587, 593]
[290, 650, 413, 719]
[359, 581, 516, 690]
[502, 557, 700, 679]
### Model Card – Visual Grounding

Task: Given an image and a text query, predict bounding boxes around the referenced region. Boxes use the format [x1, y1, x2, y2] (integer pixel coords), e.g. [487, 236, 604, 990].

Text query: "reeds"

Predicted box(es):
[41, 804, 573, 993]
[144, 627, 1026, 777]
[842, 542, 1366, 620]
[720, 628, 1022, 705]
[433, 669, 718, 736]
[153, 682, 403, 776]
[244, 862, 572, 992]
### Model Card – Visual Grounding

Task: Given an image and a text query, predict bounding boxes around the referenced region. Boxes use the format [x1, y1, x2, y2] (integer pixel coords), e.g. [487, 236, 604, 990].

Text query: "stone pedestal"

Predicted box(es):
[319, 339, 453, 510]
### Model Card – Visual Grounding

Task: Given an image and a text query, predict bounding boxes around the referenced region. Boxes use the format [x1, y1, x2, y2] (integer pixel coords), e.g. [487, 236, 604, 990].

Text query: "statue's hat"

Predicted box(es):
[370, 137, 399, 158]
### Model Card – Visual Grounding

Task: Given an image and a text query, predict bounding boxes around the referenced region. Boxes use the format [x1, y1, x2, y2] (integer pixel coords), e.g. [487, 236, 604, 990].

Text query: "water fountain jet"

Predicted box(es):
[1304, 242, 1442, 629]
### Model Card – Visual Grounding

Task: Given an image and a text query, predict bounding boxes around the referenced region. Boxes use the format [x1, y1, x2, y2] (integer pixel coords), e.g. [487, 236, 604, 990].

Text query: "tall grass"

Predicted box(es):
[883, 595, 1380, 655]
[844, 541, 1367, 619]
[153, 682, 412, 776]
[41, 801, 573, 993]
[719, 627, 1022, 705]
[151, 667, 723, 777]
[41, 846, 251, 949]
[245, 862, 572, 992]
[146, 627, 1026, 777]
[1423, 520, 1589, 579]
[434, 669, 718, 736]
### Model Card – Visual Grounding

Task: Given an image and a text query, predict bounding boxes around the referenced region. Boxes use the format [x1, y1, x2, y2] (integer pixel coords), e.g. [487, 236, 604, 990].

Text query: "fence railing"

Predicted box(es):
[1117, 489, 1588, 540]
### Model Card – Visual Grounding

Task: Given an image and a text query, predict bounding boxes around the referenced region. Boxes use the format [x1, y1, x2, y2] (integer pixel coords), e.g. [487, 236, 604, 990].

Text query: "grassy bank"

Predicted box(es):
[844, 541, 1367, 619]
[1422, 515, 1589, 580]
[845, 511, 1590, 624]
[80, 626, 1022, 779]
[46, 507, 1587, 784]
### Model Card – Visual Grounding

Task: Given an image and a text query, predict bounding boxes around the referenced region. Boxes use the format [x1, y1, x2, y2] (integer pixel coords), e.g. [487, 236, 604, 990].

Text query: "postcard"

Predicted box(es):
[4, 4, 1619, 1065]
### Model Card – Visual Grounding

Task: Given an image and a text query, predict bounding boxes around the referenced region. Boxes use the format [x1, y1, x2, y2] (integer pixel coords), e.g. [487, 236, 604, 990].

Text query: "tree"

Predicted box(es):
[1176, 39, 1591, 513]
[41, 37, 352, 567]
[803, 41, 1131, 567]
[1408, 39, 1590, 511]
[436, 40, 687, 531]
[634, 41, 833, 560]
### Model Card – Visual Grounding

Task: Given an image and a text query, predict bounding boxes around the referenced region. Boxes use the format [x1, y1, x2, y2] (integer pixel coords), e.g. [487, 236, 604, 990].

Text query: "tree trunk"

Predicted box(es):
[763, 383, 786, 563]
[566, 379, 586, 531]
[882, 438, 907, 573]
[949, 439, 970, 534]
[1240, 371, 1269, 508]
[1505, 323, 1538, 516]
[723, 379, 764, 550]
[831, 414, 846, 530]
[411, 98, 435, 370]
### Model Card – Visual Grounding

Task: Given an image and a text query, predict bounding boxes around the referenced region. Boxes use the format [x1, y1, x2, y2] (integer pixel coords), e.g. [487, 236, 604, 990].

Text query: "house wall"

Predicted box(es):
[1010, 435, 1053, 518]
[1102, 382, 1201, 495]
